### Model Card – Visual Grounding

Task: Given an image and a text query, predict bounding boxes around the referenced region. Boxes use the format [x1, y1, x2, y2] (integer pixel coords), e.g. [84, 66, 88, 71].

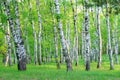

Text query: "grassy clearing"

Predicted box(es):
[0, 55, 120, 80]
[0, 62, 120, 80]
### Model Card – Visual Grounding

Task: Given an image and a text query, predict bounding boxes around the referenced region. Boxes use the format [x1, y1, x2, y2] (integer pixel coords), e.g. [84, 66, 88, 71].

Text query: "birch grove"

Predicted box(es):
[0, 0, 120, 72]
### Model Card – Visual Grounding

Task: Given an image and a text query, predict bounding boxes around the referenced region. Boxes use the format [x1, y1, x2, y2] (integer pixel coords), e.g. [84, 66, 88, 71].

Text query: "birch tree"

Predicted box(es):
[106, 1, 114, 70]
[21, 1, 31, 64]
[28, 1, 37, 65]
[96, 5, 102, 68]
[5, 24, 12, 66]
[113, 15, 119, 64]
[36, 0, 42, 65]
[54, 22, 60, 69]
[84, 0, 90, 71]
[50, 2, 60, 68]
[54, 0, 72, 71]
[1, 3, 12, 66]
[70, 0, 78, 66]
[4, 0, 26, 70]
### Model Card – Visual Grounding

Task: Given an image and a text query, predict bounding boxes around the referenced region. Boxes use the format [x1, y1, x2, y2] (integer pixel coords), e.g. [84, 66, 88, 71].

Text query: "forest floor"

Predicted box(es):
[0, 55, 120, 80]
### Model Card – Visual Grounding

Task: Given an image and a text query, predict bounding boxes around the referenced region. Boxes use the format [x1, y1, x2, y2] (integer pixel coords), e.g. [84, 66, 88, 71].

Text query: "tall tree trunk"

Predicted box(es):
[2, 25, 7, 65]
[2, 2, 12, 66]
[96, 6, 102, 68]
[60, 44, 64, 63]
[5, 24, 12, 66]
[84, 0, 90, 71]
[28, 1, 37, 65]
[12, 41, 17, 64]
[54, 0, 72, 71]
[82, 21, 86, 65]
[51, 3, 60, 67]
[113, 15, 119, 64]
[24, 21, 31, 64]
[70, 0, 78, 66]
[4, 0, 26, 70]
[66, 20, 72, 63]
[106, 1, 114, 70]
[21, 0, 31, 64]
[54, 22, 60, 69]
[36, 0, 42, 65]
[81, 5, 86, 66]
[32, 21, 38, 65]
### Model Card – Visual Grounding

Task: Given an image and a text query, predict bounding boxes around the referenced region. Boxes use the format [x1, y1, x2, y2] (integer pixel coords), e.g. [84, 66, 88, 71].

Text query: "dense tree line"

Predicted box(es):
[0, 0, 120, 71]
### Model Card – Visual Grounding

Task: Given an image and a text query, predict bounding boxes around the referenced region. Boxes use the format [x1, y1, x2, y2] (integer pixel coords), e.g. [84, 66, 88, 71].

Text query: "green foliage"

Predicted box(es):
[0, 32, 6, 55]
[0, 45, 6, 55]
[0, 12, 7, 24]
[55, 13, 62, 21]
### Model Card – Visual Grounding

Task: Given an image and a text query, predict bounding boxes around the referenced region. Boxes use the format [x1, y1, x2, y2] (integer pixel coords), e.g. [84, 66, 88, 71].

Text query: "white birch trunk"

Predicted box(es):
[4, 0, 26, 70]
[32, 21, 37, 65]
[82, 21, 86, 64]
[54, 22, 60, 69]
[2, 6, 12, 66]
[66, 20, 73, 63]
[84, 0, 90, 71]
[96, 6, 102, 68]
[36, 0, 42, 65]
[70, 0, 78, 66]
[28, 1, 37, 65]
[6, 24, 12, 66]
[106, 2, 114, 70]
[113, 15, 119, 64]
[54, 0, 72, 71]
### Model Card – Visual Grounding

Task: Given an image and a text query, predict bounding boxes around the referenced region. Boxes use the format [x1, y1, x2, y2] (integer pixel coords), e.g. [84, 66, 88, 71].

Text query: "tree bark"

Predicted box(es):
[113, 15, 119, 64]
[84, 0, 90, 71]
[36, 0, 42, 65]
[54, 0, 72, 71]
[28, 1, 37, 65]
[54, 22, 60, 69]
[106, 1, 114, 70]
[70, 0, 78, 66]
[96, 6, 102, 68]
[5, 24, 12, 66]
[4, 0, 26, 70]
[32, 21, 38, 65]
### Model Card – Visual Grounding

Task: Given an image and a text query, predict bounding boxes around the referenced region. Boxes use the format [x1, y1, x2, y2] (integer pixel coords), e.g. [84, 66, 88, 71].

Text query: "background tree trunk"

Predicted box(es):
[36, 0, 42, 65]
[70, 0, 78, 66]
[106, 2, 114, 70]
[96, 6, 102, 68]
[28, 1, 37, 65]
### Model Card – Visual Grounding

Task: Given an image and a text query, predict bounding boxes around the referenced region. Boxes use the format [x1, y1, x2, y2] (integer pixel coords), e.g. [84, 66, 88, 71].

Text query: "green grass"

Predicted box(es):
[0, 55, 120, 80]
[0, 62, 120, 80]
